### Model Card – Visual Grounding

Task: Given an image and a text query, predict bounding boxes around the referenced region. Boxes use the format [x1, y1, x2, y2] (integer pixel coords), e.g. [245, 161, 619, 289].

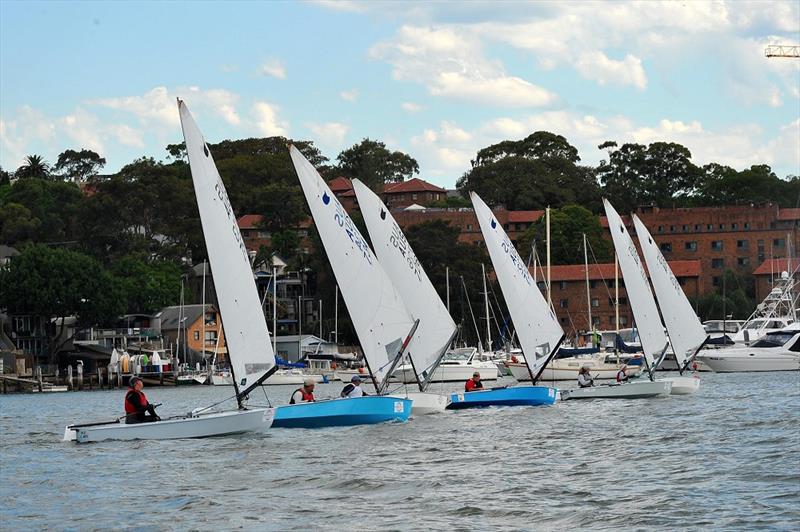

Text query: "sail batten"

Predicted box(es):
[471, 192, 563, 378]
[178, 100, 276, 398]
[352, 179, 456, 391]
[632, 214, 707, 369]
[603, 200, 668, 370]
[289, 147, 416, 391]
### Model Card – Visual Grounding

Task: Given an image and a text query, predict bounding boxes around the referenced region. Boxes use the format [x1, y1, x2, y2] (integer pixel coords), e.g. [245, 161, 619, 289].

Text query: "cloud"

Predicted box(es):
[93, 86, 178, 127]
[401, 102, 423, 112]
[252, 102, 289, 136]
[307, 122, 349, 150]
[308, 0, 366, 13]
[340, 89, 359, 102]
[370, 25, 556, 107]
[574, 51, 647, 89]
[259, 58, 287, 79]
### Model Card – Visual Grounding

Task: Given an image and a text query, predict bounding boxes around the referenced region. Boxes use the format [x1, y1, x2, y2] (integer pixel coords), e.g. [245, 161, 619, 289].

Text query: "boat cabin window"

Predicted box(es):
[752, 331, 795, 347]
[788, 339, 800, 353]
[742, 320, 765, 330]
[442, 349, 474, 362]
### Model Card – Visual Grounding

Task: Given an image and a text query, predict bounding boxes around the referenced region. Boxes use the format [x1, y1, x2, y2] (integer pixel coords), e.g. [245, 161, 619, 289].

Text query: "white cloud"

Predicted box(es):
[371, 25, 556, 107]
[93, 86, 178, 127]
[340, 89, 359, 102]
[307, 121, 349, 147]
[575, 51, 647, 89]
[309, 0, 366, 13]
[108, 124, 145, 148]
[259, 58, 287, 79]
[401, 102, 423, 112]
[58, 108, 105, 155]
[252, 102, 289, 137]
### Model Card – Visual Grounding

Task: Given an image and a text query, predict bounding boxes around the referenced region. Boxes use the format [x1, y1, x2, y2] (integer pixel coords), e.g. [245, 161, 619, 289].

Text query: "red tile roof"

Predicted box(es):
[508, 210, 544, 223]
[384, 177, 446, 194]
[328, 176, 353, 192]
[752, 258, 798, 276]
[237, 214, 264, 229]
[777, 208, 800, 221]
[536, 260, 702, 281]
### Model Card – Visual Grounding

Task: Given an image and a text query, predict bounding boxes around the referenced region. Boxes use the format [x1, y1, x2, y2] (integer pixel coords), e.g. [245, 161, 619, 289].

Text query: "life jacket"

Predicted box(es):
[465, 379, 483, 392]
[616, 368, 627, 382]
[289, 388, 315, 404]
[124, 388, 147, 414]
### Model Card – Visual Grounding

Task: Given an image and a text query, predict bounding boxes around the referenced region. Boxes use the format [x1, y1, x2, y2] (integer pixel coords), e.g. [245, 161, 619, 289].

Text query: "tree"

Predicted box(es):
[0, 245, 124, 364]
[516, 204, 612, 266]
[54, 149, 106, 182]
[694, 269, 755, 321]
[0, 202, 41, 245]
[110, 255, 181, 314]
[458, 131, 600, 211]
[15, 154, 51, 180]
[3, 178, 84, 243]
[336, 138, 419, 191]
[0, 166, 10, 186]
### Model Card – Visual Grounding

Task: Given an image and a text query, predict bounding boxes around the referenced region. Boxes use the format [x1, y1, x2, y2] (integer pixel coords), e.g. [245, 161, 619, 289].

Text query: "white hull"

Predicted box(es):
[211, 374, 233, 386]
[697, 352, 800, 372]
[560, 380, 672, 400]
[393, 362, 498, 383]
[267, 371, 325, 385]
[508, 360, 642, 381]
[388, 392, 448, 415]
[663, 375, 701, 395]
[64, 408, 274, 443]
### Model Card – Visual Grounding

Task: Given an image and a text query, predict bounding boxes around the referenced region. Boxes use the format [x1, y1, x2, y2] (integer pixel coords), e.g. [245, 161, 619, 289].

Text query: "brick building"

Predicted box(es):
[753, 258, 798, 302]
[384, 178, 447, 208]
[392, 207, 543, 244]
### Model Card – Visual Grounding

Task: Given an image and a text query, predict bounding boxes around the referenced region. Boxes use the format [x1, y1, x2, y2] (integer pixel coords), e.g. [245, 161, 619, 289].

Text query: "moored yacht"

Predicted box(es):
[696, 324, 800, 372]
[393, 347, 499, 383]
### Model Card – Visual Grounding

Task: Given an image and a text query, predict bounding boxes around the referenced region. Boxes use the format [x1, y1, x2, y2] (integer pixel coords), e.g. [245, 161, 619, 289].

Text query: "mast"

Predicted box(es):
[297, 296, 302, 361]
[334, 284, 339, 344]
[201, 261, 206, 365]
[482, 263, 491, 352]
[615, 254, 620, 336]
[584, 233, 592, 336]
[446, 267, 450, 314]
[319, 299, 323, 339]
[272, 265, 277, 355]
[546, 207, 551, 307]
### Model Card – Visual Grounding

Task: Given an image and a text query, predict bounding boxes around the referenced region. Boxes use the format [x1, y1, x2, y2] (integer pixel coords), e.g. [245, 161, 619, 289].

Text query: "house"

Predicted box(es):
[154, 304, 227, 364]
[383, 178, 447, 209]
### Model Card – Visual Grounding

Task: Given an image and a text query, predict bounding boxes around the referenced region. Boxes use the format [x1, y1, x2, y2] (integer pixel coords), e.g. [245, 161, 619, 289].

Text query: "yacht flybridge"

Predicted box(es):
[697, 324, 800, 372]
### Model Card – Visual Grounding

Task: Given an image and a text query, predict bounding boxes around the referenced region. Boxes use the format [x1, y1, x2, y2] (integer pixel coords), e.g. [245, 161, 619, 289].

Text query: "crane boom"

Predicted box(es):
[765, 45, 800, 58]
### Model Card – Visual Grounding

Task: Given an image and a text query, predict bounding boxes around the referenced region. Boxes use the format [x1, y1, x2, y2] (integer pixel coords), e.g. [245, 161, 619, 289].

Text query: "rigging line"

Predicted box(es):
[587, 239, 617, 303]
[193, 392, 239, 416]
[486, 274, 508, 342]
[260, 384, 273, 408]
[461, 275, 482, 349]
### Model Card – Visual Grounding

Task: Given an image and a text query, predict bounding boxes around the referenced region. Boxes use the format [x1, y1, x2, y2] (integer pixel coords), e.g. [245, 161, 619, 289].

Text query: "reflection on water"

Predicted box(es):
[1, 372, 798, 530]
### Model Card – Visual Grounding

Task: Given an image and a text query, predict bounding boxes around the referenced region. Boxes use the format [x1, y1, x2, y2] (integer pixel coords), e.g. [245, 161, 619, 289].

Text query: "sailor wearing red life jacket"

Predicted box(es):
[465, 372, 484, 392]
[616, 364, 629, 383]
[289, 378, 316, 404]
[124, 376, 160, 423]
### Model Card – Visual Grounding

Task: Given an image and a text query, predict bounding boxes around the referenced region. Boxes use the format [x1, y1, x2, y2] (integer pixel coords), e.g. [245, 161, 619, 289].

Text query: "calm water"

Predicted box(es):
[1, 371, 798, 531]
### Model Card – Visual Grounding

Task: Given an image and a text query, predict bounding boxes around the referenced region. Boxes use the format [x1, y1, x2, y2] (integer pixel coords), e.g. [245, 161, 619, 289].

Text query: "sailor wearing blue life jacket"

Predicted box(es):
[341, 375, 368, 398]
[124, 376, 160, 423]
[289, 378, 316, 404]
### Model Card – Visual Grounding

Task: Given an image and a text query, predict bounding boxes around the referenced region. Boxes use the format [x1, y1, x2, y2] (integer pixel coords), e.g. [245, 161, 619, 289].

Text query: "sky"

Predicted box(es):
[1, 0, 798, 187]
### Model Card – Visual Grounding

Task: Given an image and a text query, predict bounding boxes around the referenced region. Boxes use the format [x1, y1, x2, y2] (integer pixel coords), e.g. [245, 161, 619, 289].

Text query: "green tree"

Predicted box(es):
[3, 178, 84, 243]
[15, 154, 51, 180]
[0, 202, 41, 245]
[694, 164, 800, 207]
[110, 255, 181, 314]
[0, 245, 124, 363]
[516, 204, 612, 266]
[457, 131, 600, 211]
[54, 149, 106, 182]
[0, 166, 10, 186]
[336, 138, 419, 191]
[693, 270, 755, 321]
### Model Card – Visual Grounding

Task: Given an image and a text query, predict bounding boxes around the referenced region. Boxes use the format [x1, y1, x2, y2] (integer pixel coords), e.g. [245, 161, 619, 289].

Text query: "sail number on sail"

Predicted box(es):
[214, 181, 249, 264]
[389, 221, 422, 282]
[330, 194, 372, 266]
[499, 234, 532, 286]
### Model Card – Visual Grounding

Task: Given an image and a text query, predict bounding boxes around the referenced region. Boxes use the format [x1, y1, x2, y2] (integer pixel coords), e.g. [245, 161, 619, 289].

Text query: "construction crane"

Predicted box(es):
[765, 45, 800, 58]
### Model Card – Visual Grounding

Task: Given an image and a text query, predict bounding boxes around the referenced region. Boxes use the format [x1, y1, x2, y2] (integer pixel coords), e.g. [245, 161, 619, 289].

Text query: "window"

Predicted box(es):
[694, 224, 701, 231]
[682, 224, 688, 232]
[719, 224, 726, 230]
[560, 317, 568, 325]
[204, 312, 216, 325]
[712, 258, 725, 268]
[737, 257, 750, 267]
[503, 224, 509, 230]
[669, 225, 675, 232]
[660, 242, 672, 253]
[537, 281, 546, 290]
[619, 316, 629, 326]
[592, 316, 600, 327]
[773, 238, 785, 248]
[560, 299, 569, 308]
[685, 241, 697, 251]
[732, 223, 738, 229]
[591, 298, 600, 308]
[711, 240, 723, 251]
[712, 276, 721, 287]
[737, 240, 749, 249]
[707, 224, 713, 230]
[590, 280, 599, 289]
[744, 222, 750, 229]
[412, 193, 418, 200]
[193, 331, 200, 340]
[205, 331, 218, 345]
[466, 224, 472, 230]
[559, 281, 568, 290]
[657, 225, 664, 233]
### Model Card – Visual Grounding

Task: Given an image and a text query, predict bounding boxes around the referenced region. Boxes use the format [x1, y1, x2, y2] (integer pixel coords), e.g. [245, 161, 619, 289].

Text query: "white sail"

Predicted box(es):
[471, 192, 564, 378]
[289, 146, 416, 390]
[632, 214, 707, 368]
[603, 199, 668, 369]
[352, 179, 456, 388]
[179, 100, 275, 394]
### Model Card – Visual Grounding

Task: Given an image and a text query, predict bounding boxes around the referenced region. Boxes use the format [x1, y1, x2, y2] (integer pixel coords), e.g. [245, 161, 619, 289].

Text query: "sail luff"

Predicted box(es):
[178, 100, 276, 397]
[632, 214, 708, 369]
[352, 179, 457, 389]
[470, 192, 563, 377]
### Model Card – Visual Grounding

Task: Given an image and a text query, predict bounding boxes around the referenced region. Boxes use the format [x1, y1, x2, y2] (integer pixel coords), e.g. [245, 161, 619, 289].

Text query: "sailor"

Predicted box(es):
[616, 364, 629, 383]
[465, 372, 484, 392]
[124, 376, 160, 423]
[340, 375, 368, 398]
[289, 378, 316, 404]
[577, 366, 594, 388]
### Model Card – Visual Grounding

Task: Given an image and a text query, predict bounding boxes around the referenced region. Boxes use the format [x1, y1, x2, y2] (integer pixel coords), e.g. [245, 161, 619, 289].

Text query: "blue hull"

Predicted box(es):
[446, 386, 557, 409]
[272, 396, 412, 428]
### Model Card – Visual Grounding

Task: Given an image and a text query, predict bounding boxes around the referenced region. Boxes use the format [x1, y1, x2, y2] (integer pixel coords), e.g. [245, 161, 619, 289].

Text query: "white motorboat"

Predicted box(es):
[730, 271, 797, 345]
[65, 101, 278, 442]
[560, 380, 672, 400]
[696, 325, 800, 372]
[702, 319, 745, 346]
[267, 369, 325, 386]
[393, 347, 499, 383]
[507, 353, 642, 381]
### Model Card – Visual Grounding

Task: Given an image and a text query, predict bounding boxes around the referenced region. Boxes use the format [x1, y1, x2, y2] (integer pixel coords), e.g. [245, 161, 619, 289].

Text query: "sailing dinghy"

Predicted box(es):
[271, 147, 413, 427]
[446, 192, 562, 409]
[632, 214, 705, 394]
[64, 100, 277, 442]
[352, 179, 455, 414]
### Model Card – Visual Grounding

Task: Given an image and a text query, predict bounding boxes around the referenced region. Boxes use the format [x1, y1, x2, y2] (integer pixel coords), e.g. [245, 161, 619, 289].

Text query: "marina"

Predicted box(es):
[1, 371, 798, 529]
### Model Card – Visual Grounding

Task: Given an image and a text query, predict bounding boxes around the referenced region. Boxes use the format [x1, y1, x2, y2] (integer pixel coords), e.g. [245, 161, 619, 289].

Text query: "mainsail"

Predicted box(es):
[471, 192, 564, 380]
[289, 146, 416, 391]
[352, 179, 457, 390]
[633, 214, 707, 370]
[603, 199, 669, 373]
[178, 100, 276, 399]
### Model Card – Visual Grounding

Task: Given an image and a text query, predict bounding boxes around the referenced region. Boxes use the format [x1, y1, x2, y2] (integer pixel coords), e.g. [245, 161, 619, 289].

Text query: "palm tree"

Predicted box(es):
[15, 154, 51, 179]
